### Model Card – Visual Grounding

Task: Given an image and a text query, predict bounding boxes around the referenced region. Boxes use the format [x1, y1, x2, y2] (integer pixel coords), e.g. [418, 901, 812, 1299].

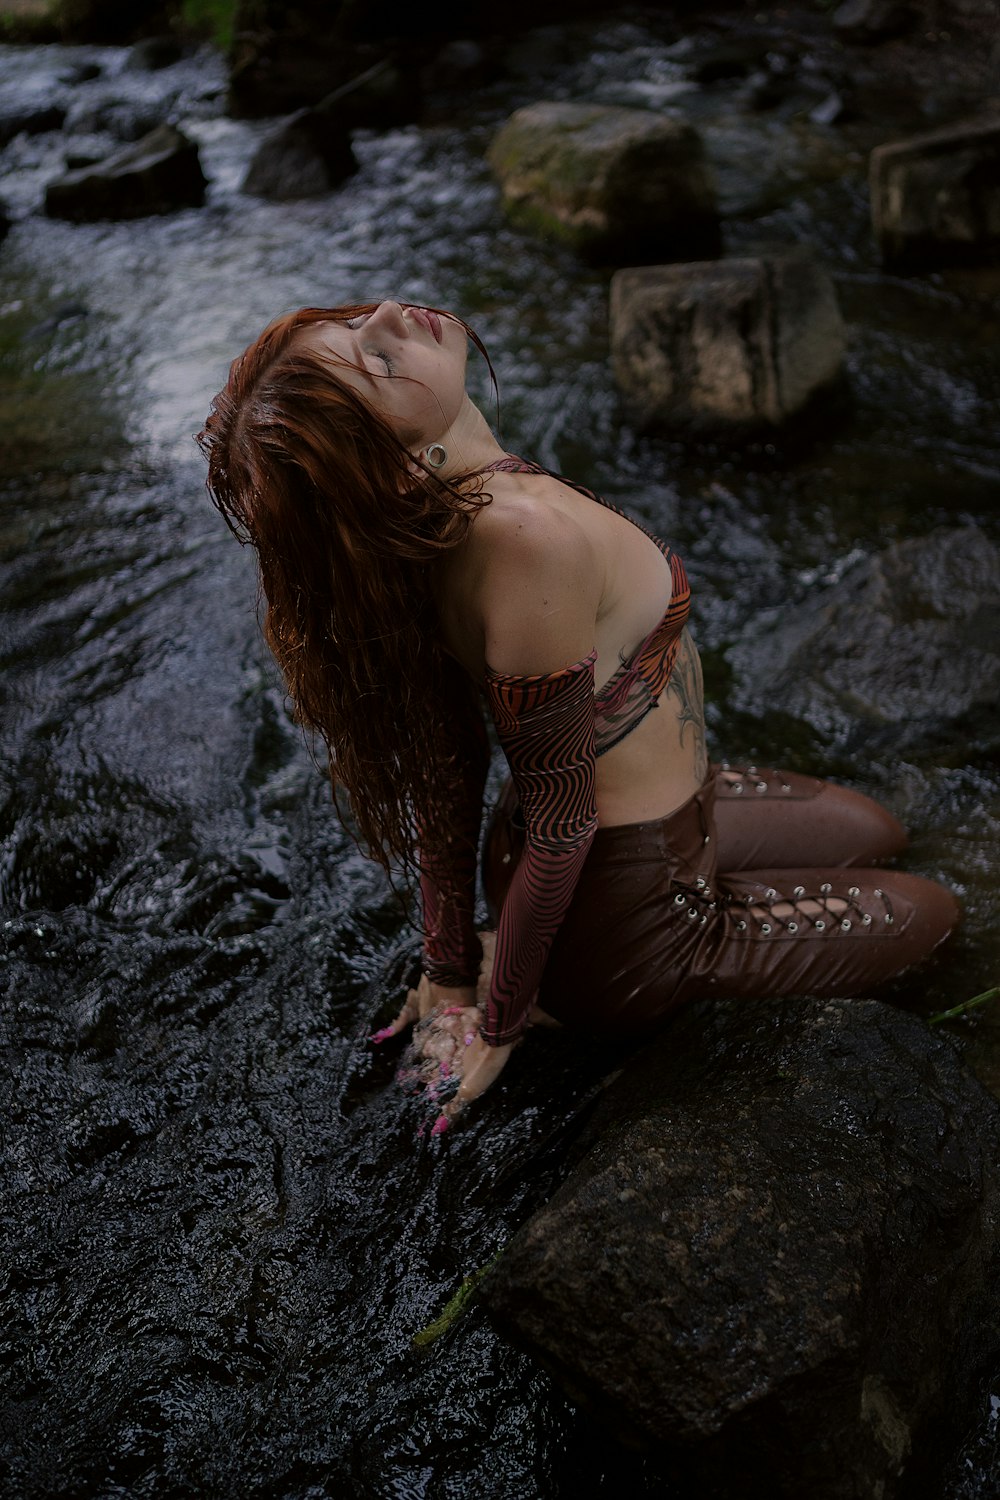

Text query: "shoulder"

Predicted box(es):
[466, 488, 603, 677]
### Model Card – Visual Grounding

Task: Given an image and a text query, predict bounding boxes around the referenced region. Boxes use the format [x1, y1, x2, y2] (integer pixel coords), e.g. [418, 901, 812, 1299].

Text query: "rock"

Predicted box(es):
[58, 60, 102, 85]
[488, 102, 720, 264]
[123, 36, 185, 72]
[833, 0, 914, 43]
[0, 104, 66, 150]
[66, 98, 164, 142]
[241, 108, 357, 202]
[44, 124, 206, 222]
[728, 526, 1000, 740]
[870, 115, 1000, 271]
[421, 39, 493, 94]
[688, 39, 774, 85]
[313, 58, 420, 131]
[609, 247, 846, 438]
[482, 997, 1000, 1498]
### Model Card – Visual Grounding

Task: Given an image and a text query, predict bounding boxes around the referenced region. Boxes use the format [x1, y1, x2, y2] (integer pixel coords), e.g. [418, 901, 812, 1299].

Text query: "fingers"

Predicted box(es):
[369, 987, 421, 1043]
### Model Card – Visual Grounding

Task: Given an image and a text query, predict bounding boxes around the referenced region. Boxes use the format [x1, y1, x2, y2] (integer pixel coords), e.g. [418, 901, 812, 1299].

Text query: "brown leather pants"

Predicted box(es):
[482, 765, 961, 1037]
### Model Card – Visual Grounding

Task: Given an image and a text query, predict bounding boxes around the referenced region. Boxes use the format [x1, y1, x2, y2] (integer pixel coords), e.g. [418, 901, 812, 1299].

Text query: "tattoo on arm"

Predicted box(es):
[666, 628, 708, 782]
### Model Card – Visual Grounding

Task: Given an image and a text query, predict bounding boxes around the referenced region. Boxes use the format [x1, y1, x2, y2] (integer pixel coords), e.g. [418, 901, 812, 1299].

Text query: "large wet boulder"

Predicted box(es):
[728, 525, 1000, 745]
[44, 124, 206, 221]
[242, 107, 357, 201]
[488, 102, 720, 264]
[482, 997, 1000, 1499]
[610, 247, 846, 437]
[870, 115, 1000, 271]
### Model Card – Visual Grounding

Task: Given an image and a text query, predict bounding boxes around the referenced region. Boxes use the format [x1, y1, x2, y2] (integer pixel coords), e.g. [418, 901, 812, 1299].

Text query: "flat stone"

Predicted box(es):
[44, 123, 206, 221]
[870, 114, 1000, 271]
[610, 247, 846, 437]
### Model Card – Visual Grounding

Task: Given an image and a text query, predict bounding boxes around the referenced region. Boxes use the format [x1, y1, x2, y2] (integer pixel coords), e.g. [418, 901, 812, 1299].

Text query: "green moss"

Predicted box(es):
[178, 0, 235, 49]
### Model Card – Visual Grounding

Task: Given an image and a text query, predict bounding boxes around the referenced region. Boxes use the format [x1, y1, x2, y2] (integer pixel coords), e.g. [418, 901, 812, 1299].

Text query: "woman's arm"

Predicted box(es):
[431, 499, 603, 1123]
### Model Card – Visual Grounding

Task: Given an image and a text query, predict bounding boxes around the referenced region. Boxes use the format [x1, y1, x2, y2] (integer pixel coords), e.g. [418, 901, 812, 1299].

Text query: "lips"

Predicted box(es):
[408, 305, 442, 343]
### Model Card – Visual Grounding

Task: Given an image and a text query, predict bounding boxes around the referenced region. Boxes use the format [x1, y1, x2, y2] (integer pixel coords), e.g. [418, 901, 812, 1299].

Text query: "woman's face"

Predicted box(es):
[302, 302, 469, 449]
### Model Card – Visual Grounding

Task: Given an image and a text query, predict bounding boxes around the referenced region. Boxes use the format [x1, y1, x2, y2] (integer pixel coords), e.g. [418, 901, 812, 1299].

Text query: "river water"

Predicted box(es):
[2, 16, 999, 1498]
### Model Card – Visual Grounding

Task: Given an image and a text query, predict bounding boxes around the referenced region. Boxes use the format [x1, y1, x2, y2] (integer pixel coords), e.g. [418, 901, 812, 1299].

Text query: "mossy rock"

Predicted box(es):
[488, 101, 720, 266]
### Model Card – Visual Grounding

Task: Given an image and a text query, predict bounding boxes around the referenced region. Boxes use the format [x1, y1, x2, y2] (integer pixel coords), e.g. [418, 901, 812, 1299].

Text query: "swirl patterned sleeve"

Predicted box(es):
[420, 688, 490, 989]
[481, 651, 599, 1045]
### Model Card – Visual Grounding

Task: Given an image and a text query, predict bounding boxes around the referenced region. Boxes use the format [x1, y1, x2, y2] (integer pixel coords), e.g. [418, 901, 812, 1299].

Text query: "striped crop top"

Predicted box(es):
[480, 457, 690, 753]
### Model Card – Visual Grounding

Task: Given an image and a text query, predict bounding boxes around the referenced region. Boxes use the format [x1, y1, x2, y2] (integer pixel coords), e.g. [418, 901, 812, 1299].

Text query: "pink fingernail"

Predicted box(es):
[441, 1005, 463, 1016]
[369, 1026, 395, 1044]
[464, 1033, 475, 1046]
[431, 1114, 450, 1136]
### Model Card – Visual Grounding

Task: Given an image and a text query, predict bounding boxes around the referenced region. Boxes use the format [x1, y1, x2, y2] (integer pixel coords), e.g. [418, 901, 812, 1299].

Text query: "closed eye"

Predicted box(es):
[371, 347, 395, 373]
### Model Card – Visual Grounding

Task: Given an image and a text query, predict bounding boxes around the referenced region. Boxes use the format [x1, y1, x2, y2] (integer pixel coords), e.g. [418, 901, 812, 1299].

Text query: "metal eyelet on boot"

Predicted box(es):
[736, 920, 746, 932]
[761, 922, 772, 934]
[884, 914, 893, 924]
[815, 920, 826, 931]
[788, 922, 798, 933]
[674, 893, 686, 906]
[793, 885, 805, 898]
[848, 886, 860, 898]
[820, 882, 832, 894]
[841, 919, 852, 931]
[781, 784, 791, 792]
[733, 783, 744, 795]
[695, 876, 706, 888]
[862, 914, 872, 925]
[756, 782, 767, 793]
[687, 908, 698, 919]
[747, 765, 757, 775]
[765, 887, 777, 900]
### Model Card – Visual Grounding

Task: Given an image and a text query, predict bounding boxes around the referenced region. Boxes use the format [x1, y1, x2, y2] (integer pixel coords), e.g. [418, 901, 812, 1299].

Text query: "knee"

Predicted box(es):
[819, 784, 909, 865]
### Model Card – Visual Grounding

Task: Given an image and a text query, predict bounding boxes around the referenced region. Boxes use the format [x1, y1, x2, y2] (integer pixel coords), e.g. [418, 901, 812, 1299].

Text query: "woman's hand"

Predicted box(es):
[370, 972, 477, 1043]
[369, 933, 521, 1132]
[427, 1026, 514, 1135]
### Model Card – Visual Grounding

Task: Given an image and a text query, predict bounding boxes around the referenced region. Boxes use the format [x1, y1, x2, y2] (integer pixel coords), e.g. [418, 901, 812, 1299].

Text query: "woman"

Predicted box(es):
[199, 300, 960, 1133]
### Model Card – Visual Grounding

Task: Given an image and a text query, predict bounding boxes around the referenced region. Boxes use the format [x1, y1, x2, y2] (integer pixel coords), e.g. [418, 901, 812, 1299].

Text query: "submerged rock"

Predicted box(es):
[44, 123, 206, 221]
[488, 101, 720, 264]
[728, 525, 1000, 740]
[0, 103, 66, 150]
[610, 247, 846, 437]
[482, 996, 1000, 1498]
[870, 115, 1000, 271]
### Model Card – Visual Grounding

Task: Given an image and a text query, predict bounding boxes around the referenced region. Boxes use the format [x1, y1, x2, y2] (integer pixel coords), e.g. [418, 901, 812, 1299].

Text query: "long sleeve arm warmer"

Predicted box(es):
[419, 686, 490, 988]
[481, 651, 599, 1045]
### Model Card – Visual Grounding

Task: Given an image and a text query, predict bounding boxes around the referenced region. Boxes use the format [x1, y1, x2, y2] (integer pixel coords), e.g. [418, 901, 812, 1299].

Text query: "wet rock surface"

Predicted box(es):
[727, 527, 1000, 751]
[610, 247, 846, 437]
[44, 121, 206, 219]
[483, 997, 1000, 1499]
[489, 101, 720, 264]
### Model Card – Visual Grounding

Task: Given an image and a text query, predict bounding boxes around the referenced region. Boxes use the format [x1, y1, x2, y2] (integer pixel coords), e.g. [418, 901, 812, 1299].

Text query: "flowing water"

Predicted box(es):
[2, 16, 999, 1498]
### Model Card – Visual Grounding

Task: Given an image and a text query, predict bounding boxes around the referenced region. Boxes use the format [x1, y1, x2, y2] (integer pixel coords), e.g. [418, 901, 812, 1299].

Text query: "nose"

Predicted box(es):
[369, 301, 408, 337]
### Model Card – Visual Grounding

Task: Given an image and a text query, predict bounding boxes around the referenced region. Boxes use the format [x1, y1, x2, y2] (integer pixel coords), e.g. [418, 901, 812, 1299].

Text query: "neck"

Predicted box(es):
[425, 397, 507, 480]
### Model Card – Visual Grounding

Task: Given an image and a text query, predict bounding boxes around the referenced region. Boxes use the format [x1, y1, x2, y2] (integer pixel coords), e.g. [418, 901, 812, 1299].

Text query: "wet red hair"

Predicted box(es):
[198, 303, 493, 881]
